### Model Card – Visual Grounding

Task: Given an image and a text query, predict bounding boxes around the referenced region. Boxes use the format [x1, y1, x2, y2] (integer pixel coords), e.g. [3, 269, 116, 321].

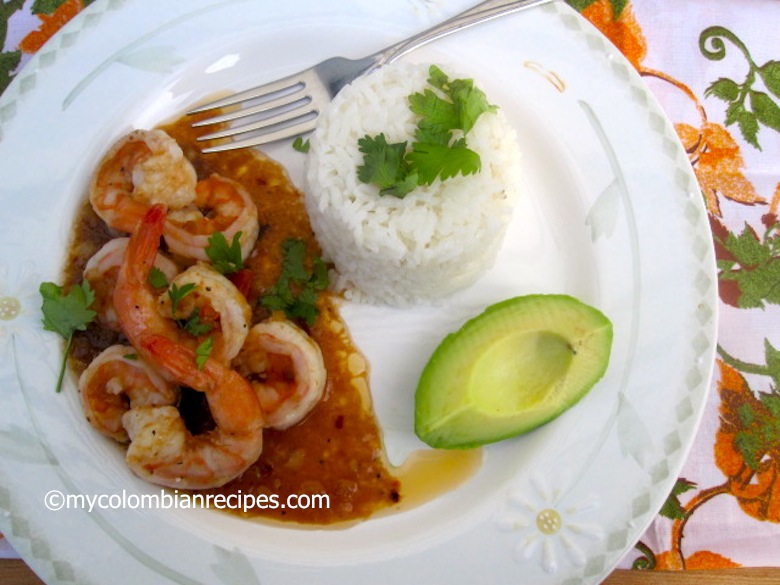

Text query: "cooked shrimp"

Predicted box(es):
[233, 319, 327, 430]
[164, 174, 260, 262]
[155, 262, 251, 364]
[89, 129, 197, 233]
[84, 237, 179, 331]
[113, 204, 190, 369]
[122, 335, 264, 489]
[78, 344, 178, 443]
[115, 204, 263, 488]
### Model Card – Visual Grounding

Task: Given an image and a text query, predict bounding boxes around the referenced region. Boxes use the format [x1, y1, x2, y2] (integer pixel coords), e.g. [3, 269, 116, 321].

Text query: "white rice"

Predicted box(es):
[304, 61, 523, 305]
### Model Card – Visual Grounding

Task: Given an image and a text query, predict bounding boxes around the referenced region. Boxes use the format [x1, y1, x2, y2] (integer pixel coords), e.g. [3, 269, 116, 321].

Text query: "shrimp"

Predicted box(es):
[113, 204, 190, 368]
[115, 204, 264, 489]
[89, 129, 197, 233]
[78, 344, 178, 443]
[122, 336, 264, 489]
[164, 174, 260, 262]
[233, 319, 327, 430]
[84, 237, 179, 331]
[155, 262, 251, 364]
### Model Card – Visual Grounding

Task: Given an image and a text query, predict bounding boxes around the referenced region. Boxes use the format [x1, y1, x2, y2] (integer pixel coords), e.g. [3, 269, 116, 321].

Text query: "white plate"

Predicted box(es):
[0, 1, 717, 583]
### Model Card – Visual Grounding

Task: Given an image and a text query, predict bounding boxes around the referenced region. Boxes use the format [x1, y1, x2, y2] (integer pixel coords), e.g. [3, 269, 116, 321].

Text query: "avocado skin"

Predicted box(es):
[414, 294, 613, 449]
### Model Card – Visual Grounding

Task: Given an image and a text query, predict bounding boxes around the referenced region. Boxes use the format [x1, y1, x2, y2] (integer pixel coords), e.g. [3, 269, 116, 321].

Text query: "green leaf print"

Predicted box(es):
[0, 0, 26, 95]
[659, 478, 697, 520]
[565, 0, 628, 19]
[718, 342, 780, 471]
[0, 50, 22, 94]
[759, 61, 780, 97]
[31, 0, 68, 15]
[700, 26, 780, 150]
[715, 220, 780, 309]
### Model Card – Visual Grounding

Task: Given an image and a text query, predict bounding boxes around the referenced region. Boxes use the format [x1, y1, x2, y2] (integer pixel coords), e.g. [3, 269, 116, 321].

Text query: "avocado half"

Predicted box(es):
[414, 294, 613, 449]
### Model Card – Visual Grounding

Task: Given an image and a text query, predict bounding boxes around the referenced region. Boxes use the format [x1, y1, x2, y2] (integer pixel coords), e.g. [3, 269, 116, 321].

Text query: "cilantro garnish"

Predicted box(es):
[417, 66, 497, 135]
[39, 281, 97, 393]
[292, 136, 311, 153]
[179, 307, 214, 337]
[357, 65, 496, 198]
[148, 267, 169, 289]
[261, 238, 329, 326]
[357, 134, 418, 197]
[168, 282, 196, 315]
[407, 140, 481, 186]
[195, 336, 213, 370]
[206, 231, 245, 275]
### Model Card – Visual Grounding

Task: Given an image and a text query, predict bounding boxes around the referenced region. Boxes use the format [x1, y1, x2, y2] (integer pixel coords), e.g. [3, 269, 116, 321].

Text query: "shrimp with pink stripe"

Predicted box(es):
[89, 130, 260, 263]
[114, 204, 264, 489]
[233, 319, 327, 430]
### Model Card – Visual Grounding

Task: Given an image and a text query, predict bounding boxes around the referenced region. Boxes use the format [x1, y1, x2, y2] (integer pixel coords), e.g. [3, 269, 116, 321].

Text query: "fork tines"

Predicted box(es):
[189, 72, 318, 153]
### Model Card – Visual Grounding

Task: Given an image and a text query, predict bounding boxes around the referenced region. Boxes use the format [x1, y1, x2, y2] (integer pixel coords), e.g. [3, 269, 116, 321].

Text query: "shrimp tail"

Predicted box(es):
[144, 333, 264, 434]
[125, 203, 168, 282]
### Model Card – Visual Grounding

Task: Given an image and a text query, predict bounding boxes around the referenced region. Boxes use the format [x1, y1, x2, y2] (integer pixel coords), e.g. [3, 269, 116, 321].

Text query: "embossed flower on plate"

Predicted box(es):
[497, 474, 604, 574]
[0, 261, 43, 360]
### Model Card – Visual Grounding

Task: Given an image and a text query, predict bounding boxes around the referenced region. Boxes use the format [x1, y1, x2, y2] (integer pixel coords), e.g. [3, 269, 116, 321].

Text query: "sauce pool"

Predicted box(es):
[65, 115, 480, 526]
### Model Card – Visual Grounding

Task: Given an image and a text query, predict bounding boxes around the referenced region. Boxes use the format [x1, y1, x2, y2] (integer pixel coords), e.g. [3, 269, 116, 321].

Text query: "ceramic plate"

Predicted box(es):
[0, 1, 717, 583]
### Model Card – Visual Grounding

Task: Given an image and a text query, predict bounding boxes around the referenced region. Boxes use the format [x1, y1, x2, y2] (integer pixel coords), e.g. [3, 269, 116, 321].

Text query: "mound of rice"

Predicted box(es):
[304, 61, 523, 305]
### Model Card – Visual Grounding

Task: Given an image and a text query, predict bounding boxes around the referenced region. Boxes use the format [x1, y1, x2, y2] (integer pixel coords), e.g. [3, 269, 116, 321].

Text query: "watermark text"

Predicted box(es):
[44, 489, 329, 514]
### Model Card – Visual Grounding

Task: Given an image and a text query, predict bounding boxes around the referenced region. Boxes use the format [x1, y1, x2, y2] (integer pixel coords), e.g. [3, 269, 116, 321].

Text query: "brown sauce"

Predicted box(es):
[64, 115, 480, 526]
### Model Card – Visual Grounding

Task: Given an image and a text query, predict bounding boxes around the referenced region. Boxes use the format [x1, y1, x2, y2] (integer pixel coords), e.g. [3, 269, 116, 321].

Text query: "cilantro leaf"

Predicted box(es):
[409, 88, 458, 142]
[195, 336, 213, 370]
[380, 173, 419, 198]
[260, 239, 329, 326]
[407, 141, 481, 185]
[205, 231, 245, 275]
[292, 136, 311, 153]
[450, 81, 497, 134]
[357, 134, 416, 196]
[149, 266, 169, 289]
[422, 65, 497, 134]
[168, 282, 196, 315]
[40, 281, 96, 338]
[179, 307, 214, 337]
[40, 280, 97, 392]
[357, 65, 496, 197]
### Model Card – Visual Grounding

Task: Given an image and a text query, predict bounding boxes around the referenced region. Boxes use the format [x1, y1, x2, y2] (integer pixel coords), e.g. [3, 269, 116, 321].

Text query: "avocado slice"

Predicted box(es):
[414, 294, 613, 449]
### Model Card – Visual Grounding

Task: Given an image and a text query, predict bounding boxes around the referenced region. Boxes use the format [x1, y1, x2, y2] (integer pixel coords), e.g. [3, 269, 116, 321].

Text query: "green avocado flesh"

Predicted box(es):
[414, 294, 613, 449]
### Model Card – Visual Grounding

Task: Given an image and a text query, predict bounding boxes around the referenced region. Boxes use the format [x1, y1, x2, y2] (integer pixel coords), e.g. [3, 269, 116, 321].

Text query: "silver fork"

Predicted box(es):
[189, 0, 555, 153]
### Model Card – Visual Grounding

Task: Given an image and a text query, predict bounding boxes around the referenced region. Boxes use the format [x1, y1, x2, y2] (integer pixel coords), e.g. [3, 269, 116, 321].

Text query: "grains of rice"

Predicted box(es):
[304, 61, 522, 306]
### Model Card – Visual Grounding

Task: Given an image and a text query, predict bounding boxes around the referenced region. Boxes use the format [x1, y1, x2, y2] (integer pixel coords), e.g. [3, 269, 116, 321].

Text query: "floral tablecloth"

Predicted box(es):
[1, 0, 779, 577]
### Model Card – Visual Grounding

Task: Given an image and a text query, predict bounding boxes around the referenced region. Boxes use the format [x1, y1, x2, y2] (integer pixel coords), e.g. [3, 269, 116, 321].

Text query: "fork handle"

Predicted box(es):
[371, 0, 557, 68]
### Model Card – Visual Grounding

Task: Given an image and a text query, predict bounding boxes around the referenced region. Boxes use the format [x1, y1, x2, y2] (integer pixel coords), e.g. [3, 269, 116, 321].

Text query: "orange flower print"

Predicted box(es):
[771, 182, 780, 216]
[18, 0, 85, 54]
[651, 550, 740, 571]
[580, 0, 647, 71]
[629, 354, 780, 570]
[715, 361, 780, 522]
[677, 122, 766, 216]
